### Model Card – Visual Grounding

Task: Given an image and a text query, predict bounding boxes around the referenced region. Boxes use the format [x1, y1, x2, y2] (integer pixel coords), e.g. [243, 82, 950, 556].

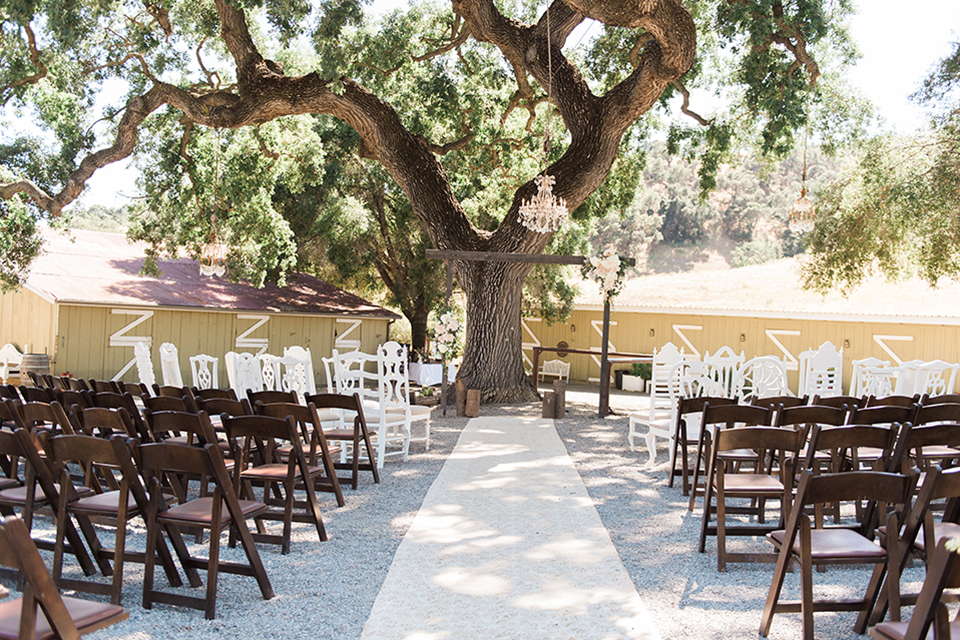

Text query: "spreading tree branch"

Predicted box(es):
[0, 24, 48, 100]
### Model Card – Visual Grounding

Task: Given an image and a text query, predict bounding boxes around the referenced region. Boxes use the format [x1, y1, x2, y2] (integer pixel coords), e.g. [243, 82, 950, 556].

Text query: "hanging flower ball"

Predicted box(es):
[582, 248, 628, 305]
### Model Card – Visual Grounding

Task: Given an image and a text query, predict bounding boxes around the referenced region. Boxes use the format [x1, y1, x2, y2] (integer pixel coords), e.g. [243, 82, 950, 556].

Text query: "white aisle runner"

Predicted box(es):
[360, 416, 660, 640]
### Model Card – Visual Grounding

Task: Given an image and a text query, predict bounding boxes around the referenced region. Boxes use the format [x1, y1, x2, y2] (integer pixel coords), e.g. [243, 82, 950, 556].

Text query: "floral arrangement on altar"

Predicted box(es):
[582, 247, 628, 305]
[430, 302, 464, 361]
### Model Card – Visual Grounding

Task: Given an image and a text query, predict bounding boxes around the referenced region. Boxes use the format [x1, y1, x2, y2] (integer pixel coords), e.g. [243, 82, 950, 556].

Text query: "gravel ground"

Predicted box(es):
[9, 388, 930, 639]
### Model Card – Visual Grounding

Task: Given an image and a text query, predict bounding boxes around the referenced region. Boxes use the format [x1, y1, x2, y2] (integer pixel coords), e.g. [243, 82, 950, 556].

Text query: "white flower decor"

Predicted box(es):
[582, 247, 627, 305]
[430, 303, 464, 361]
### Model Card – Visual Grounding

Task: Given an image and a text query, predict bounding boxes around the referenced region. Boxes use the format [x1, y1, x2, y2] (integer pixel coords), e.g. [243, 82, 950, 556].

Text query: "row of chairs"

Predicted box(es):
[664, 394, 960, 638]
[0, 387, 380, 623]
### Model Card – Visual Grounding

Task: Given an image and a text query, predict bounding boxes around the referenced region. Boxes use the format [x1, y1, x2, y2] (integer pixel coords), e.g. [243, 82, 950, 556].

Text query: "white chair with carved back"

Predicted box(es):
[258, 354, 279, 392]
[378, 341, 432, 456]
[797, 341, 844, 398]
[158, 342, 183, 387]
[894, 359, 926, 396]
[271, 354, 311, 401]
[284, 346, 317, 395]
[628, 342, 685, 456]
[330, 348, 408, 469]
[860, 364, 900, 398]
[229, 352, 264, 400]
[189, 354, 219, 390]
[916, 359, 960, 397]
[733, 356, 790, 403]
[134, 341, 156, 390]
[852, 357, 891, 398]
[703, 346, 745, 398]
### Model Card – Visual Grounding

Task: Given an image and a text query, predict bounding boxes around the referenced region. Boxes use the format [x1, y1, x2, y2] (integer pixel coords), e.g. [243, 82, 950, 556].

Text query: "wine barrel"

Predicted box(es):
[19, 354, 50, 387]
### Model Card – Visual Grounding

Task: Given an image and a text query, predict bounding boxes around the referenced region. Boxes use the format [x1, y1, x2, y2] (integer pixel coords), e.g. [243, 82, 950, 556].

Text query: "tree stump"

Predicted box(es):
[542, 392, 556, 418]
[465, 389, 480, 417]
[552, 380, 566, 418]
[455, 380, 467, 416]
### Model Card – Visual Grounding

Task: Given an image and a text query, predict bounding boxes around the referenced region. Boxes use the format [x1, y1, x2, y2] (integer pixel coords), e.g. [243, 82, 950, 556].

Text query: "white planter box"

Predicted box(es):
[622, 375, 646, 392]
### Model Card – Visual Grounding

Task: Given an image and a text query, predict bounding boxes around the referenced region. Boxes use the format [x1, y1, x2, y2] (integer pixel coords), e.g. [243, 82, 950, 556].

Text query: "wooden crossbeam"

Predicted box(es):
[426, 249, 635, 417]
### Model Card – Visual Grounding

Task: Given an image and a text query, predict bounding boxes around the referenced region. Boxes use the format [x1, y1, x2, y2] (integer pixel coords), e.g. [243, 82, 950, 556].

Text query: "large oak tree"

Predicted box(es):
[1, 0, 854, 401]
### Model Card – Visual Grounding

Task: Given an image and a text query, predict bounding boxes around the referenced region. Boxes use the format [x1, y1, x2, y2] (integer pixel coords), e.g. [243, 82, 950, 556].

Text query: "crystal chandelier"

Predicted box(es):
[519, 174, 567, 233]
[200, 129, 227, 277]
[518, 5, 568, 234]
[788, 128, 815, 234]
[789, 186, 815, 234]
[199, 213, 226, 277]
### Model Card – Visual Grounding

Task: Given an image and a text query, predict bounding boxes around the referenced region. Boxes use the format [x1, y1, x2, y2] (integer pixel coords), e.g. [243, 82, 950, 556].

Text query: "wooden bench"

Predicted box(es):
[538, 359, 570, 383]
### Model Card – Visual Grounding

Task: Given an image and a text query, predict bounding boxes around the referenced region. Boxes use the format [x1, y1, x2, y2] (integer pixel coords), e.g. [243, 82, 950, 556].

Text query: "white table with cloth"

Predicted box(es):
[408, 362, 456, 387]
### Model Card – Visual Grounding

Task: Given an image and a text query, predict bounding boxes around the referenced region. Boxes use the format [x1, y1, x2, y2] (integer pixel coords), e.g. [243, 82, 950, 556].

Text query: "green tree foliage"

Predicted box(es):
[632, 141, 842, 270]
[0, 0, 868, 399]
[801, 42, 960, 293]
[62, 204, 128, 232]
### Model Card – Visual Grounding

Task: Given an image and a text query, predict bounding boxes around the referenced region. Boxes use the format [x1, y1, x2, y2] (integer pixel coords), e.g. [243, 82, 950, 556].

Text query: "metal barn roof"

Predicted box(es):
[27, 229, 399, 319]
[575, 256, 960, 324]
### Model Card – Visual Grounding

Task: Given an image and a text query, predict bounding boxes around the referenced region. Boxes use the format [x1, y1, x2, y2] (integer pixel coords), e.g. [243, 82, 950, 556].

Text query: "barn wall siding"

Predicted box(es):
[47, 303, 391, 388]
[526, 309, 960, 395]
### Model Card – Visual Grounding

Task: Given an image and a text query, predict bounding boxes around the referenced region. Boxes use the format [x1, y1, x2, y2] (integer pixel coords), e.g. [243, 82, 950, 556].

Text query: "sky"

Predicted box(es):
[79, 0, 960, 208]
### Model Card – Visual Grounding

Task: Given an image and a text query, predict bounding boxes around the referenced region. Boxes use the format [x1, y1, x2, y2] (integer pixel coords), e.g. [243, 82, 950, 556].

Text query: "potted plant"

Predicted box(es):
[621, 362, 652, 392]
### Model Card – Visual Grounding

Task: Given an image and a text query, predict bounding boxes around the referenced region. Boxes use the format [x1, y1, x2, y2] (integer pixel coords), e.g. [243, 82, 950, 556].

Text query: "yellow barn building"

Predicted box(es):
[523, 258, 960, 394]
[0, 229, 398, 387]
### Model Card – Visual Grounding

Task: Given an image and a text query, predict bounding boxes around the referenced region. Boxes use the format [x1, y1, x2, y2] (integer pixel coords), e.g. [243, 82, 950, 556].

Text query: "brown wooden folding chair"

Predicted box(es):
[0, 515, 128, 639]
[868, 537, 960, 640]
[255, 401, 344, 507]
[87, 391, 151, 442]
[699, 425, 802, 570]
[668, 395, 738, 495]
[37, 432, 190, 604]
[137, 441, 274, 619]
[221, 413, 329, 552]
[304, 392, 380, 489]
[688, 402, 772, 512]
[760, 469, 916, 640]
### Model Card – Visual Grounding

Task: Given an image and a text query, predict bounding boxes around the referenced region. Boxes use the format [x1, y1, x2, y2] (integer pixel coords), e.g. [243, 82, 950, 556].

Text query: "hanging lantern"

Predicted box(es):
[789, 186, 815, 234]
[789, 124, 815, 235]
[518, 5, 567, 234]
[519, 174, 568, 233]
[199, 214, 227, 277]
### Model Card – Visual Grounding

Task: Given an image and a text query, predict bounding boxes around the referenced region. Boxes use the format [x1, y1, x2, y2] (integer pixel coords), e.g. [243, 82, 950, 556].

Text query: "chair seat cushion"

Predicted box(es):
[717, 448, 759, 462]
[0, 595, 127, 640]
[71, 490, 138, 514]
[0, 483, 92, 505]
[915, 445, 960, 459]
[870, 619, 960, 640]
[408, 405, 432, 417]
[0, 478, 18, 491]
[69, 490, 176, 516]
[322, 429, 356, 440]
[769, 528, 885, 560]
[914, 521, 960, 553]
[276, 443, 342, 458]
[241, 463, 323, 481]
[159, 496, 267, 526]
[715, 474, 784, 493]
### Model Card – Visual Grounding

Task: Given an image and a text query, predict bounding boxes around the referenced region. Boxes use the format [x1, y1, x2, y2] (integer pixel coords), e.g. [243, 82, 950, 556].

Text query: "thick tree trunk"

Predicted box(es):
[407, 299, 430, 360]
[455, 260, 539, 403]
